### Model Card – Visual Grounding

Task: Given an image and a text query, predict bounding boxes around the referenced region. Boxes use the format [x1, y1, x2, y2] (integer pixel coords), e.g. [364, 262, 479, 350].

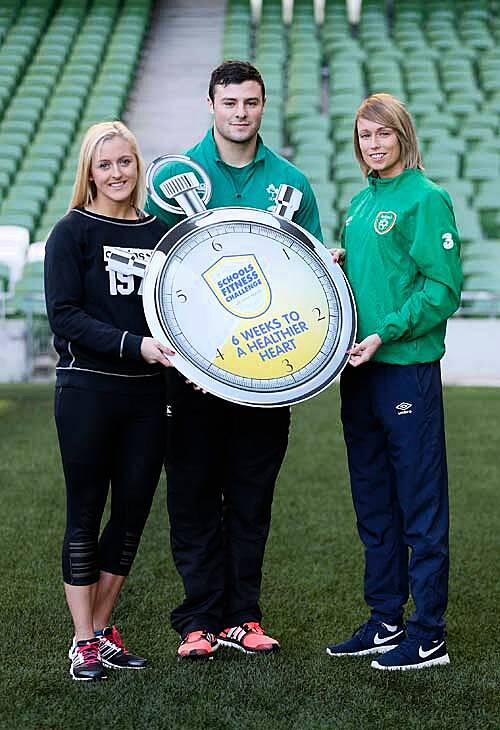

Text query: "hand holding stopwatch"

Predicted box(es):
[142, 155, 356, 407]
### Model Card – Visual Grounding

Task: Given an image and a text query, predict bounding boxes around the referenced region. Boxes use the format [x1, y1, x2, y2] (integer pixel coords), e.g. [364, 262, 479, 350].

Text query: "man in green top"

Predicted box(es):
[146, 60, 322, 660]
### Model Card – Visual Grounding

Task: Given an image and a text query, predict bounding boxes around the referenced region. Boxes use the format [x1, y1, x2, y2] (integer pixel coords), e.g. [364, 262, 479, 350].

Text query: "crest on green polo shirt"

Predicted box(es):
[374, 211, 397, 235]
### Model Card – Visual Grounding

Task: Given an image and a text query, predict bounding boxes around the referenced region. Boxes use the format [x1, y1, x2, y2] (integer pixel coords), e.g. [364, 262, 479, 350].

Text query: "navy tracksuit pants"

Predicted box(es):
[340, 361, 449, 641]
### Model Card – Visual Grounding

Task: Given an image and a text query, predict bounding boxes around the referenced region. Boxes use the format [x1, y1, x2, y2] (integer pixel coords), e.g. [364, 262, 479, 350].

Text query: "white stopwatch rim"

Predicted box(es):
[143, 207, 357, 407]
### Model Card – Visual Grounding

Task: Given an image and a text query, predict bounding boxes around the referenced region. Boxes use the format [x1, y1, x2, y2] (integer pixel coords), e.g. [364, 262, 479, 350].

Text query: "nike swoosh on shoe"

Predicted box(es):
[418, 641, 445, 658]
[373, 630, 404, 645]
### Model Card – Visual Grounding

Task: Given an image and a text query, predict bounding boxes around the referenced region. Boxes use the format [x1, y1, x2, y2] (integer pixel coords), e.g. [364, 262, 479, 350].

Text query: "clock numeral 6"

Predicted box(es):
[212, 241, 223, 251]
[283, 358, 294, 372]
[176, 289, 188, 303]
[313, 306, 326, 322]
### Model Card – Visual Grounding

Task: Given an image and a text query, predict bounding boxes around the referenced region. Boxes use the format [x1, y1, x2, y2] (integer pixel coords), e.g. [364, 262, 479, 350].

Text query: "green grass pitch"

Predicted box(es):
[0, 383, 498, 729]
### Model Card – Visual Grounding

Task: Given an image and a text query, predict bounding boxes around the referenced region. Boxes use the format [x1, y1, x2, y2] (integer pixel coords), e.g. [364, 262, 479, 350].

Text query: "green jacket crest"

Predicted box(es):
[342, 169, 463, 365]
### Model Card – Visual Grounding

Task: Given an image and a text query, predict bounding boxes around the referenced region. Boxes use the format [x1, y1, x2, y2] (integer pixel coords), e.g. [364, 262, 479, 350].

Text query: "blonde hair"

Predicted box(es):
[353, 93, 424, 177]
[69, 121, 145, 211]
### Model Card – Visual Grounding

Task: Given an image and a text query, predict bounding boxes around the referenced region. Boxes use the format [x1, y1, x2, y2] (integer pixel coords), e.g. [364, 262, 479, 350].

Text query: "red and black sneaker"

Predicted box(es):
[98, 625, 148, 670]
[177, 630, 219, 660]
[69, 637, 107, 681]
[218, 622, 280, 654]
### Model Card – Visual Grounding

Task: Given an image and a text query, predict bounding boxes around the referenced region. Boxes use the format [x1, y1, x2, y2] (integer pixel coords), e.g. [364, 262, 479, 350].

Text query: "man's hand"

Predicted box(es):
[329, 248, 345, 264]
[140, 337, 176, 367]
[185, 379, 208, 394]
[348, 334, 382, 367]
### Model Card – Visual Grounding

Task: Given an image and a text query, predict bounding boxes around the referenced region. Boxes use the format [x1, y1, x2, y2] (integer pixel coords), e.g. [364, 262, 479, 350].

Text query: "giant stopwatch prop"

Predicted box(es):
[143, 155, 356, 407]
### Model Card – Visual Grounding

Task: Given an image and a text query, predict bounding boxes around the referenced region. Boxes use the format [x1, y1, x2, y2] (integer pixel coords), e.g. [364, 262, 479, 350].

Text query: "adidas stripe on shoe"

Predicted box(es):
[218, 622, 280, 654]
[98, 626, 148, 670]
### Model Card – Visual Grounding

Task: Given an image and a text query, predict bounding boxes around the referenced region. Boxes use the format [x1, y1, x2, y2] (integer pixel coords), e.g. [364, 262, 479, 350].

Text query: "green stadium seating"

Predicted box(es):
[1, 0, 498, 317]
[0, 0, 154, 254]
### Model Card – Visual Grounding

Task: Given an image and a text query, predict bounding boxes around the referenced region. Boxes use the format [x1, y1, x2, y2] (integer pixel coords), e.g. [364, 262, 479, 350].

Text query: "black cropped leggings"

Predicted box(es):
[55, 385, 166, 586]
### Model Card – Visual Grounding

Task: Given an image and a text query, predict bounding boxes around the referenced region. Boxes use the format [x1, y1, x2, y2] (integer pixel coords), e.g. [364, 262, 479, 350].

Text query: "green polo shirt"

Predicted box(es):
[341, 168, 463, 365]
[145, 129, 323, 241]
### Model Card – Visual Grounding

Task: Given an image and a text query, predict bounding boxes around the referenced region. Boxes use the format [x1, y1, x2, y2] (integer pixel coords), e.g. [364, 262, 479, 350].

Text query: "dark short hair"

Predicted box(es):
[208, 60, 266, 102]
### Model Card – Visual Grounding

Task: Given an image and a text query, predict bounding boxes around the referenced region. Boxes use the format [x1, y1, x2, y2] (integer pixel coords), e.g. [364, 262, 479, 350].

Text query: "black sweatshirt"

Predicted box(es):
[44, 208, 169, 393]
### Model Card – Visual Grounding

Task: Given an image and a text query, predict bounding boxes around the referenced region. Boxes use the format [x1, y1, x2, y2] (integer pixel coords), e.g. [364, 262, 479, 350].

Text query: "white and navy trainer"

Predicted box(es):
[326, 620, 406, 657]
[371, 636, 450, 670]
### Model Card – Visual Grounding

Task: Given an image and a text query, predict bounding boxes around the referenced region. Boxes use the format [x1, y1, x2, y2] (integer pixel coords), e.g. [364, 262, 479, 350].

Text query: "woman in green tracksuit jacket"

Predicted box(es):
[326, 93, 463, 671]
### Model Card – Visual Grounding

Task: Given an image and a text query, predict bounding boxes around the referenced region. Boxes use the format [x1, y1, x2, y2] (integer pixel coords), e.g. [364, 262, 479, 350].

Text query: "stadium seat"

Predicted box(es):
[453, 205, 483, 244]
[463, 152, 500, 183]
[475, 187, 500, 238]
[0, 225, 29, 286]
[26, 240, 46, 264]
[0, 262, 10, 293]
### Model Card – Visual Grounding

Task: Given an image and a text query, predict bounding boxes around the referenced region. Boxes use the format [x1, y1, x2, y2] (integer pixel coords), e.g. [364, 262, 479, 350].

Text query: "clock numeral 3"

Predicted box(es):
[283, 358, 294, 372]
[176, 289, 188, 303]
[313, 306, 326, 322]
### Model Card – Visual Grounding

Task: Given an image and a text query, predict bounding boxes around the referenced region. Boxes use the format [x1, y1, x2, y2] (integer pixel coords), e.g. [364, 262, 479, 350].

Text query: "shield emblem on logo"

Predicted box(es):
[374, 211, 397, 235]
[202, 254, 271, 319]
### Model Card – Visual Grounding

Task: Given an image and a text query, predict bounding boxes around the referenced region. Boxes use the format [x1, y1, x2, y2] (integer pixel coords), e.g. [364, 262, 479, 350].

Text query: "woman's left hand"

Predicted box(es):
[348, 334, 382, 367]
[329, 248, 346, 264]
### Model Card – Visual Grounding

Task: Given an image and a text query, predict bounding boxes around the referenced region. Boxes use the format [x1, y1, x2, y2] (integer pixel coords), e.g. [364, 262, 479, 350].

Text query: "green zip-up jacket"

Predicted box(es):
[341, 168, 463, 365]
[145, 129, 323, 241]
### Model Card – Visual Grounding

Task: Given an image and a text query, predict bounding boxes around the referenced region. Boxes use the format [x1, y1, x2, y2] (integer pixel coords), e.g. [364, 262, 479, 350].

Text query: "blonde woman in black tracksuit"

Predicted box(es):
[45, 121, 174, 681]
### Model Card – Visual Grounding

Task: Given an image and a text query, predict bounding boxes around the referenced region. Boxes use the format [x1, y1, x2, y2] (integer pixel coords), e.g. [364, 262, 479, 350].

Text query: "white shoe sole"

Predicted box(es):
[326, 644, 399, 657]
[100, 657, 148, 670]
[217, 638, 280, 655]
[69, 666, 107, 681]
[371, 654, 450, 670]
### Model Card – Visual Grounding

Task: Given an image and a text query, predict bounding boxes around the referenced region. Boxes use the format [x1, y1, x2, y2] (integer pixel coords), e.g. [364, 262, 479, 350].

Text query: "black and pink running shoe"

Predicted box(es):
[98, 626, 148, 669]
[69, 637, 107, 681]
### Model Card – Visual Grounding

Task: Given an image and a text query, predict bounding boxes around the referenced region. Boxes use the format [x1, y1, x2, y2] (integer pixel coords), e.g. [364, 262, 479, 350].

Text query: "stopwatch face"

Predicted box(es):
[143, 207, 356, 407]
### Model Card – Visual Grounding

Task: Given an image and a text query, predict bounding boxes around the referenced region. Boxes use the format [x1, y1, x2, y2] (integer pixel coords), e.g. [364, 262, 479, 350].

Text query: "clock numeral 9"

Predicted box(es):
[176, 289, 188, 303]
[212, 241, 223, 251]
[313, 306, 326, 322]
[283, 358, 294, 372]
